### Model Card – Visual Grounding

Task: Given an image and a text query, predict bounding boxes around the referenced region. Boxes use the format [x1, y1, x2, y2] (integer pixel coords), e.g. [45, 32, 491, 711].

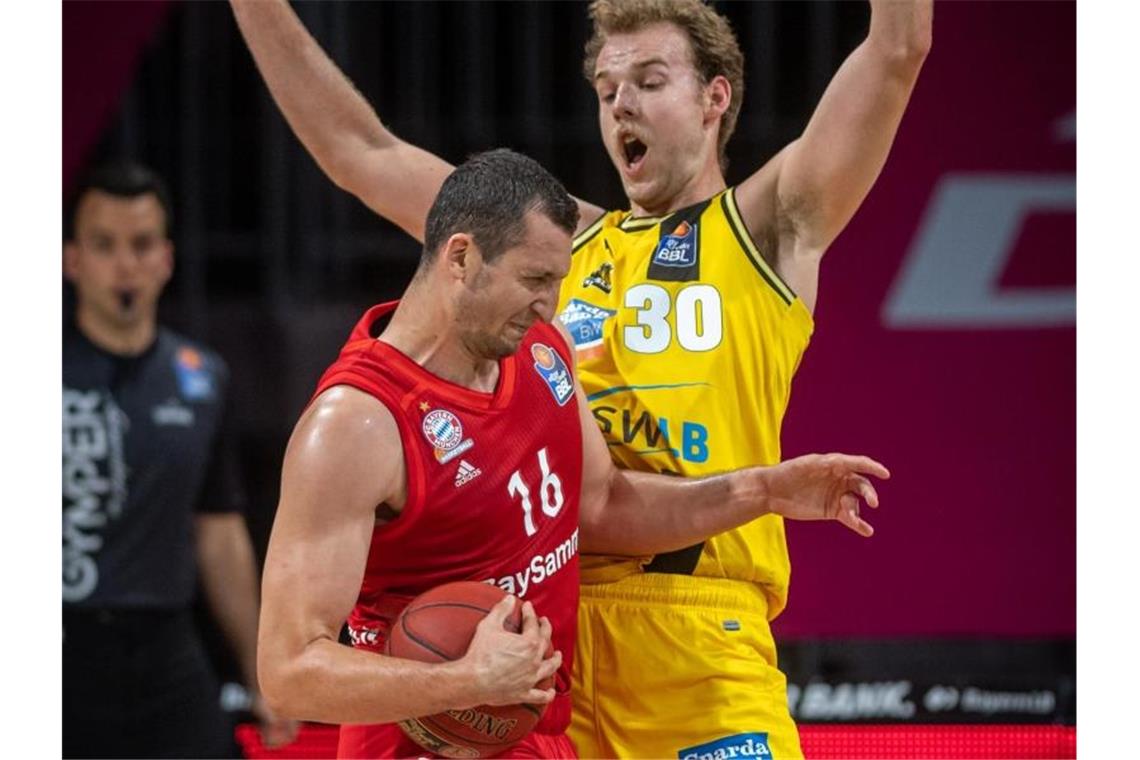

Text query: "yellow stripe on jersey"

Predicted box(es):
[722, 187, 796, 305]
[572, 213, 607, 253]
[556, 187, 814, 618]
[618, 214, 665, 232]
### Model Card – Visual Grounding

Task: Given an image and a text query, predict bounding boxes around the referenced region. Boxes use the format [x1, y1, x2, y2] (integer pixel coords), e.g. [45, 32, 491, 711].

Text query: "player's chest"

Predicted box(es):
[405, 365, 581, 530]
[562, 239, 749, 361]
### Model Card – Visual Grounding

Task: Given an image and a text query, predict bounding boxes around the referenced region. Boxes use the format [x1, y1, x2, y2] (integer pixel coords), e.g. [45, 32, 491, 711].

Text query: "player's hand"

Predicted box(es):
[250, 691, 300, 748]
[762, 454, 890, 537]
[463, 596, 560, 707]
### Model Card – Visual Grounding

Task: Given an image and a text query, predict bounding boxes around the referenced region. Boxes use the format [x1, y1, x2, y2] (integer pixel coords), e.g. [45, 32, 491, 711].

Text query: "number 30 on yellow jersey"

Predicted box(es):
[623, 284, 724, 354]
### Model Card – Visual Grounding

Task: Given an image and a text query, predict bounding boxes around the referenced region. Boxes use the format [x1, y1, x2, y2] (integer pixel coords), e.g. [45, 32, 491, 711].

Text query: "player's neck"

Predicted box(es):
[383, 289, 501, 393]
[75, 304, 158, 357]
[629, 165, 726, 218]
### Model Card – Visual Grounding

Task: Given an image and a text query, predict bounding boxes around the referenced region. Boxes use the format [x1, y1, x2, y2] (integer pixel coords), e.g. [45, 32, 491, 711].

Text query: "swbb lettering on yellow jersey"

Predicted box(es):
[556, 187, 813, 617]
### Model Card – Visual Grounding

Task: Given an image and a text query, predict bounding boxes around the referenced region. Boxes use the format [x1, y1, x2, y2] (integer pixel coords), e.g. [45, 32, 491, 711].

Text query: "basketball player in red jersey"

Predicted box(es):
[257, 150, 888, 758]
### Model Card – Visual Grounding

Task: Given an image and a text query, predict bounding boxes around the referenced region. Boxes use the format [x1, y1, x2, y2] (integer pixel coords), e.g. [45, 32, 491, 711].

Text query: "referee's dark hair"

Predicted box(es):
[66, 161, 175, 240]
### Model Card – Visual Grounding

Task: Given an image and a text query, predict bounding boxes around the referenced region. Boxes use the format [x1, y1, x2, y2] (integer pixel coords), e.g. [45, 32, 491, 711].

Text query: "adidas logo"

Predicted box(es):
[454, 460, 482, 487]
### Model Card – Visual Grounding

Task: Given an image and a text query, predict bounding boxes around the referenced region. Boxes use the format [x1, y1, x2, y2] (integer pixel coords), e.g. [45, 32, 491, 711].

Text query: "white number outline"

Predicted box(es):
[508, 447, 564, 536]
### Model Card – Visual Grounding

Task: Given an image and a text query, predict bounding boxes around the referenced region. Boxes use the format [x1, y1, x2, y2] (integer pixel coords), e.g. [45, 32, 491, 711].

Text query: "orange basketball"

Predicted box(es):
[386, 581, 550, 759]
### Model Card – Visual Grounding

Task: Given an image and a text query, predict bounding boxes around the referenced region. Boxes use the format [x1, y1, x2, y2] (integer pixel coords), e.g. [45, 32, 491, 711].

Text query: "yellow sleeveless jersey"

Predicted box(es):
[556, 187, 814, 618]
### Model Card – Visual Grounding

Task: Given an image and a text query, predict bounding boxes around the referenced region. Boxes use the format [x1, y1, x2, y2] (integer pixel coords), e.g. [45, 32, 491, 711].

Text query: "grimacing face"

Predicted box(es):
[455, 210, 572, 360]
[594, 22, 726, 213]
[64, 190, 173, 333]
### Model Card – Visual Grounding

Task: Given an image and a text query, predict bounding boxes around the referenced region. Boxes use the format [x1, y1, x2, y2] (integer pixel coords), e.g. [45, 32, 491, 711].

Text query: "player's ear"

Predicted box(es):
[704, 74, 731, 125]
[442, 232, 481, 283]
[158, 239, 175, 287]
[63, 241, 80, 283]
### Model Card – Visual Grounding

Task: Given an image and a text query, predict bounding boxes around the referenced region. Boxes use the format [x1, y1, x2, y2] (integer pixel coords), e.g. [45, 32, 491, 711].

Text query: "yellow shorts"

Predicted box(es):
[570, 572, 802, 759]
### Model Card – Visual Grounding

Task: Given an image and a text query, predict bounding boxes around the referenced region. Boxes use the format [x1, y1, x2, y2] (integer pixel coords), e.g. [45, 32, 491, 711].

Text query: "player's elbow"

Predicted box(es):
[881, 28, 931, 72]
[258, 638, 319, 721]
[324, 149, 372, 198]
[258, 649, 298, 718]
[868, 20, 931, 75]
[259, 679, 295, 722]
[902, 30, 932, 64]
[261, 661, 321, 721]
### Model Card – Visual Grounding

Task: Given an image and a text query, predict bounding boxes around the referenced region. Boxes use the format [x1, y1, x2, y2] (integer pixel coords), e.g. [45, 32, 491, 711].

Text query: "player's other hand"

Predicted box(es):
[763, 453, 890, 537]
[464, 596, 560, 707]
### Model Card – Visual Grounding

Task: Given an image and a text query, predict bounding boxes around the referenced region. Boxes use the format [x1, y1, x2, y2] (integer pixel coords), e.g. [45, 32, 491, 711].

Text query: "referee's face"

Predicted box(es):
[65, 190, 174, 333]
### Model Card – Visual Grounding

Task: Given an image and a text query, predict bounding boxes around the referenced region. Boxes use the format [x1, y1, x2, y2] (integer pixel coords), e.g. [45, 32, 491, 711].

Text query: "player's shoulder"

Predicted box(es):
[286, 384, 406, 509]
[301, 385, 402, 458]
[571, 208, 626, 252]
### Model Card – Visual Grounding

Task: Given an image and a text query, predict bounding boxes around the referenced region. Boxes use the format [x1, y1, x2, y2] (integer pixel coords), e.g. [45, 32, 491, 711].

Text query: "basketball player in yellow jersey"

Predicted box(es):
[561, 190, 815, 758]
[232, 0, 930, 756]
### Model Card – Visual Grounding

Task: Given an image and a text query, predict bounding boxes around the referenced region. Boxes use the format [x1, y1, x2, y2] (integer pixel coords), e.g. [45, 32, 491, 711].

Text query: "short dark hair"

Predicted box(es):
[422, 149, 579, 264]
[66, 160, 174, 240]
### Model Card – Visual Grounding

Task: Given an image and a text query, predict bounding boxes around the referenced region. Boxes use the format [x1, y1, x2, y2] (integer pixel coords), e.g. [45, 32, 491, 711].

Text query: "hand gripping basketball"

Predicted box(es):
[467, 595, 560, 707]
[386, 581, 560, 758]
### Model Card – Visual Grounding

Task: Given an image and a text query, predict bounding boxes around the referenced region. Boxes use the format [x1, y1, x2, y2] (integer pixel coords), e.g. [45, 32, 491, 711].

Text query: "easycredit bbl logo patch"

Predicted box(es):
[649, 220, 700, 282]
[653, 220, 698, 267]
[174, 346, 215, 401]
[531, 342, 573, 406]
[678, 733, 773, 760]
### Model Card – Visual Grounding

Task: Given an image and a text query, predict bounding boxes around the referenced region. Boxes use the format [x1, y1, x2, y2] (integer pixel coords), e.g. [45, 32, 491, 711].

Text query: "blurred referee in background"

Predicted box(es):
[62, 161, 296, 757]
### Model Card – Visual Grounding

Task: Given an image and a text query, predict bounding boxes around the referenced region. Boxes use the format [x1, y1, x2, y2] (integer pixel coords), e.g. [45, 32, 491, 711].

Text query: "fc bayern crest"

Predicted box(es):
[421, 407, 475, 464]
[422, 409, 464, 451]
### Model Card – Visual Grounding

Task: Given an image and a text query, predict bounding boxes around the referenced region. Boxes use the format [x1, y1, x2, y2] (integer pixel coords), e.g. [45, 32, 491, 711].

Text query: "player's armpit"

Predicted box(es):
[735, 1, 931, 310]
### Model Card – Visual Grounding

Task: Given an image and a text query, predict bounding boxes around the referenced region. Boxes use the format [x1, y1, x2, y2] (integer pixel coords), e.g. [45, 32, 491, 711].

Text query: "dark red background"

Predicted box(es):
[776, 1, 1075, 638]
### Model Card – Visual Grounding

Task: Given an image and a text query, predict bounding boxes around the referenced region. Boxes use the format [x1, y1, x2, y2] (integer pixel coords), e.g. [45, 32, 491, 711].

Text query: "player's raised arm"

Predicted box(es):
[229, 0, 451, 241]
[735, 0, 932, 312]
[259, 387, 555, 724]
[229, 0, 604, 240]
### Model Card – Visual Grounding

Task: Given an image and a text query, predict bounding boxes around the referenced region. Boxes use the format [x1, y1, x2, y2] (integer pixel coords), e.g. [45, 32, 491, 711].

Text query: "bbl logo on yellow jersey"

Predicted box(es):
[649, 220, 700, 282]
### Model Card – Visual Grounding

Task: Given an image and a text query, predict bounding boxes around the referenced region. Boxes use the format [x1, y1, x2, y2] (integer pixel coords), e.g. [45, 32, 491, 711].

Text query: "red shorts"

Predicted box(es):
[336, 722, 577, 759]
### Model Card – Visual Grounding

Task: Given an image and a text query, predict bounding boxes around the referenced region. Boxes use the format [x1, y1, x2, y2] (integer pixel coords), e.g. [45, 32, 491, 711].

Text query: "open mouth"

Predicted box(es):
[116, 290, 137, 310]
[621, 135, 648, 170]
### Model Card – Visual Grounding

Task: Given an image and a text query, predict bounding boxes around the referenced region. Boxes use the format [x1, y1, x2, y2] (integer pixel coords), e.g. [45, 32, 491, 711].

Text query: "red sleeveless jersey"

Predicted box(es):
[313, 302, 583, 743]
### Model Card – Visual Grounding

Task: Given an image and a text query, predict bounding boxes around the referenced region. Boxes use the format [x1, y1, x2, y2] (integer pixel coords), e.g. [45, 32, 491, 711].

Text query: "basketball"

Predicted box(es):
[386, 581, 551, 759]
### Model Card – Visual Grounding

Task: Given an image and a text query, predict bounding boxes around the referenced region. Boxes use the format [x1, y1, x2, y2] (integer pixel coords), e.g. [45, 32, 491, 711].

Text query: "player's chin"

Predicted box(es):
[623, 178, 662, 210]
[493, 333, 524, 358]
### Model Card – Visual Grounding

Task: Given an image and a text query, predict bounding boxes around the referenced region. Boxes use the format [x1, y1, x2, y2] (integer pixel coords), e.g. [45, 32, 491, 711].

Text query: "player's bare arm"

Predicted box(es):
[735, 0, 932, 312]
[230, 0, 604, 239]
[229, 0, 451, 241]
[552, 321, 889, 555]
[259, 386, 557, 724]
[575, 379, 889, 555]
